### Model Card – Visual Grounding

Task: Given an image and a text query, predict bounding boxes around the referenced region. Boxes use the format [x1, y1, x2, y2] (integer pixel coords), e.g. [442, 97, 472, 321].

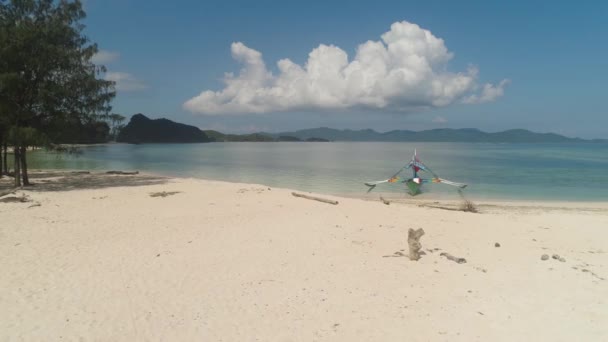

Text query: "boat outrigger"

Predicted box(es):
[365, 149, 467, 196]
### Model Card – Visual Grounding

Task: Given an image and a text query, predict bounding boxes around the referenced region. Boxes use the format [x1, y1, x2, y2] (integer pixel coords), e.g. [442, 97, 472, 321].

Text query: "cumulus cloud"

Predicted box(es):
[92, 50, 120, 64]
[462, 79, 510, 104]
[432, 116, 448, 124]
[92, 50, 147, 92]
[104, 72, 147, 91]
[184, 21, 508, 115]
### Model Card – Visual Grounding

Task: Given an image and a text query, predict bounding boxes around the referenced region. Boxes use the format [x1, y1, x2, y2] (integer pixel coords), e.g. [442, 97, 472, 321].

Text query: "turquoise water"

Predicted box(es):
[27, 142, 608, 201]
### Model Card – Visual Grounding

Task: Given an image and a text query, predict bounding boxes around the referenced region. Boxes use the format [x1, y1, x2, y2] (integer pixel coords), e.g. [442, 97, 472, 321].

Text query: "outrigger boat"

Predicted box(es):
[365, 149, 467, 196]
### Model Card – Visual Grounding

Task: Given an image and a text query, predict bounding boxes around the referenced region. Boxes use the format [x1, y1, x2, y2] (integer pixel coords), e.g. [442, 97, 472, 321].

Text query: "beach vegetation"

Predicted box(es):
[108, 113, 126, 142]
[460, 199, 478, 213]
[0, 0, 115, 186]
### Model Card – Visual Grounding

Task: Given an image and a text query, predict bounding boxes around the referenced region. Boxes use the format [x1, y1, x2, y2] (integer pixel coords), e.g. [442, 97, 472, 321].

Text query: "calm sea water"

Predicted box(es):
[27, 142, 608, 201]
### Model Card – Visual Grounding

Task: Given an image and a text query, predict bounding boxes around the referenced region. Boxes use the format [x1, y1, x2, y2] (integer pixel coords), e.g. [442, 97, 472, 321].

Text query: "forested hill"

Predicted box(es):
[268, 127, 605, 143]
[117, 114, 210, 143]
[115, 115, 605, 144]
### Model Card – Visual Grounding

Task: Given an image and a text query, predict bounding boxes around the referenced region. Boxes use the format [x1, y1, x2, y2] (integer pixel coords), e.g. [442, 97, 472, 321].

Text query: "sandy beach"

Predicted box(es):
[1, 171, 607, 341]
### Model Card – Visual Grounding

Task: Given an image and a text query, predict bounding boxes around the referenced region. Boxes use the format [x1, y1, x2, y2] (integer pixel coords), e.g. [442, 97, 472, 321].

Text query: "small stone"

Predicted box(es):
[495, 242, 501, 247]
[559, 257, 566, 262]
[541, 254, 549, 261]
[552, 254, 560, 260]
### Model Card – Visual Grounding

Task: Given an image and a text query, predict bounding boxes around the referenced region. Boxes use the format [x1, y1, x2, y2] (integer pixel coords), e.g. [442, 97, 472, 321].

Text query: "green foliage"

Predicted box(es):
[305, 137, 330, 142]
[7, 126, 47, 146]
[47, 117, 110, 144]
[0, 0, 115, 136]
[203, 130, 274, 142]
[277, 135, 301, 142]
[108, 113, 126, 141]
[0, 0, 116, 183]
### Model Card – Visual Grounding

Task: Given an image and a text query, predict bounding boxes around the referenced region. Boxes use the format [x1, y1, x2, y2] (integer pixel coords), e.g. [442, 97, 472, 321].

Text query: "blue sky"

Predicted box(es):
[84, 0, 607, 138]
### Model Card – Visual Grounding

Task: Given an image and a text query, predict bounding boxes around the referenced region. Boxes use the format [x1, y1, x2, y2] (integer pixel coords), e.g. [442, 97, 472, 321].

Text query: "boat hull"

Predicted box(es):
[406, 179, 422, 195]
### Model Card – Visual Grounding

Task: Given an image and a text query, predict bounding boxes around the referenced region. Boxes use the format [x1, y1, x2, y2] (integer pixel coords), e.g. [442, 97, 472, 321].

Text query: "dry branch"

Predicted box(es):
[408, 228, 425, 261]
[106, 170, 139, 175]
[150, 191, 181, 198]
[458, 189, 478, 213]
[440, 252, 467, 264]
[0, 188, 18, 198]
[0, 195, 31, 203]
[291, 192, 338, 205]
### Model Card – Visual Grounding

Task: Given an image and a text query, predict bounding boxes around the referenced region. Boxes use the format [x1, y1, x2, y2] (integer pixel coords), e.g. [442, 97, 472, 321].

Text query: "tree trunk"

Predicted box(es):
[14, 147, 21, 187]
[0, 139, 2, 178]
[20, 146, 30, 186]
[2, 143, 7, 176]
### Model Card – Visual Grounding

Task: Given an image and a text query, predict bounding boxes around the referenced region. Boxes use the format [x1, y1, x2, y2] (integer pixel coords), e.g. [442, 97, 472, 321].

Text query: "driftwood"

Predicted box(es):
[291, 192, 338, 205]
[383, 251, 407, 258]
[0, 188, 18, 198]
[70, 171, 91, 175]
[0, 195, 30, 203]
[440, 252, 467, 264]
[408, 228, 425, 261]
[380, 196, 390, 205]
[106, 170, 139, 175]
[150, 191, 181, 198]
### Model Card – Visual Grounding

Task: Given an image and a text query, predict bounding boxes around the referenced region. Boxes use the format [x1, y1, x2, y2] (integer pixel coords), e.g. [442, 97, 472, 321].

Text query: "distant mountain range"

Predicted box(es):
[117, 114, 605, 144]
[265, 127, 607, 143]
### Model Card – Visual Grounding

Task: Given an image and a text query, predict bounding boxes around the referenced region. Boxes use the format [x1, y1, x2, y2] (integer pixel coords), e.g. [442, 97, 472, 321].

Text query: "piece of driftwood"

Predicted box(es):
[440, 252, 467, 264]
[291, 192, 338, 205]
[380, 196, 390, 205]
[408, 228, 425, 261]
[0, 188, 18, 198]
[0, 195, 30, 203]
[70, 171, 90, 175]
[106, 170, 139, 175]
[383, 251, 407, 258]
[149, 191, 181, 198]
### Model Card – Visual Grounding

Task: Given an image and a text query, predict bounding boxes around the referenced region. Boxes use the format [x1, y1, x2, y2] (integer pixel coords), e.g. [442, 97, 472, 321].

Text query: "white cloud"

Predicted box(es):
[432, 116, 448, 124]
[92, 50, 120, 64]
[92, 50, 147, 92]
[184, 21, 509, 115]
[462, 79, 510, 104]
[104, 72, 147, 91]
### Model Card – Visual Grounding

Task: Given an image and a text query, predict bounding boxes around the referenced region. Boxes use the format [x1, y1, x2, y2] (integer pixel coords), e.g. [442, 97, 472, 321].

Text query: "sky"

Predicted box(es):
[84, 0, 608, 138]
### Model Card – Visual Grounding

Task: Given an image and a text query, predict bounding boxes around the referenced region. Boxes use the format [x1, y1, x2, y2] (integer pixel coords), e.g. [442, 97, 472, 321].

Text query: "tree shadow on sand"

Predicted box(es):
[0, 171, 169, 192]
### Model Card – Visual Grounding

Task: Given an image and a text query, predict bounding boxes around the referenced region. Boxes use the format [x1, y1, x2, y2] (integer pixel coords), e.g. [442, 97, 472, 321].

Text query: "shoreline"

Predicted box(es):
[13, 168, 608, 209]
[1, 170, 607, 340]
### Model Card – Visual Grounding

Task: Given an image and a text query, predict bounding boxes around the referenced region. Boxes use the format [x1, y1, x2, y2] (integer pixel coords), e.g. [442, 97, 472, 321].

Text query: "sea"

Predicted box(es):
[27, 142, 608, 201]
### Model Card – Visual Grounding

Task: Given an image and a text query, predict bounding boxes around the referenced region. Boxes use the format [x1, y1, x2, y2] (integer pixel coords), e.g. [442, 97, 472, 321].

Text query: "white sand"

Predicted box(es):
[1, 172, 607, 341]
